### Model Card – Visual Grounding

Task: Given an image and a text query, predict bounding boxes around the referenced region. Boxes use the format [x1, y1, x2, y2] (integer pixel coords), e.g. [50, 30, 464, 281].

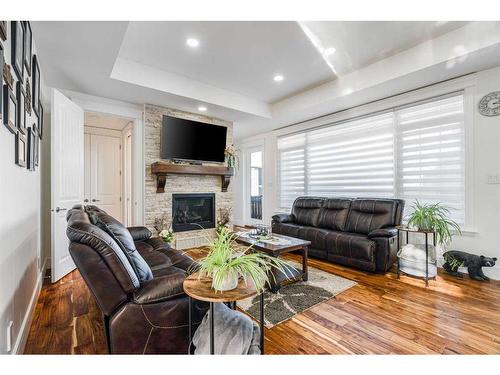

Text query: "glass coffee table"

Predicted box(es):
[235, 232, 310, 293]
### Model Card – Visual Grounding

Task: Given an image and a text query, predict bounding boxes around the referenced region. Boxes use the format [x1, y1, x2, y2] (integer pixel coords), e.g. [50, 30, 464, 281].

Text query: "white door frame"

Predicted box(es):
[244, 143, 265, 225]
[63, 90, 145, 225]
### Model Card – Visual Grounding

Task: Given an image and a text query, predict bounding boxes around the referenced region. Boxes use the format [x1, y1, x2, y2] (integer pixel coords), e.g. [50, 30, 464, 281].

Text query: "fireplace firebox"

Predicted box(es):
[172, 193, 215, 232]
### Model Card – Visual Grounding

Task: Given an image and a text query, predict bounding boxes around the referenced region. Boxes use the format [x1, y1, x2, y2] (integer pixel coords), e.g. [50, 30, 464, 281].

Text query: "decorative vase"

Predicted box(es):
[213, 273, 239, 292]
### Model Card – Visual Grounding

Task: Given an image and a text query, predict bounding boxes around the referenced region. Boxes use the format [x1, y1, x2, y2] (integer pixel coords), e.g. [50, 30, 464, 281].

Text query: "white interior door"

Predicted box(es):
[89, 133, 122, 220]
[51, 89, 84, 282]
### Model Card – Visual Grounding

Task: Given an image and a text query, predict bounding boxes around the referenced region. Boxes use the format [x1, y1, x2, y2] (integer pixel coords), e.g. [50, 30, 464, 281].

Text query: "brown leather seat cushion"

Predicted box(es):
[323, 230, 375, 262]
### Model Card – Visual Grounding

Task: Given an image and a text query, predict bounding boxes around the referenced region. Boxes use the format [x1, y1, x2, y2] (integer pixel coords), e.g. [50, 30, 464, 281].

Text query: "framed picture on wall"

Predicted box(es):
[11, 21, 24, 81]
[3, 84, 17, 134]
[15, 131, 27, 168]
[16, 81, 27, 134]
[38, 102, 44, 139]
[0, 47, 4, 122]
[27, 126, 35, 170]
[0, 22, 6, 42]
[34, 126, 39, 167]
[23, 21, 32, 75]
[32, 54, 40, 116]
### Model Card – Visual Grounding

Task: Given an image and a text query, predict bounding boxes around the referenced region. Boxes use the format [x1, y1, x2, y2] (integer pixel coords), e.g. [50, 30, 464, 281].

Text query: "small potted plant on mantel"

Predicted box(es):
[224, 144, 239, 173]
[194, 228, 293, 292]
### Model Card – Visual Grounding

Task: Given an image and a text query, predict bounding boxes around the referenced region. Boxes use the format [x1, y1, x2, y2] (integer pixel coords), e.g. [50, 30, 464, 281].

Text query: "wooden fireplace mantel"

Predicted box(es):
[151, 162, 235, 193]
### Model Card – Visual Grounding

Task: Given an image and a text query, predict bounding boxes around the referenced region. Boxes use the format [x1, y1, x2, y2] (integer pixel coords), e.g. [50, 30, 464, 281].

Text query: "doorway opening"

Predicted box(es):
[84, 112, 134, 225]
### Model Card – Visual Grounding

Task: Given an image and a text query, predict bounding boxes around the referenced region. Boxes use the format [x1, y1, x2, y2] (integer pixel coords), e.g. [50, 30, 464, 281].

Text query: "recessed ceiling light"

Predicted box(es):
[273, 74, 284, 82]
[198, 106, 207, 112]
[186, 38, 199, 48]
[324, 47, 336, 56]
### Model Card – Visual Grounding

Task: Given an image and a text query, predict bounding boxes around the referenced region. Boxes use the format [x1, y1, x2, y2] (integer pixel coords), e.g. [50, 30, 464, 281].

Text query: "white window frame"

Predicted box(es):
[274, 74, 476, 232]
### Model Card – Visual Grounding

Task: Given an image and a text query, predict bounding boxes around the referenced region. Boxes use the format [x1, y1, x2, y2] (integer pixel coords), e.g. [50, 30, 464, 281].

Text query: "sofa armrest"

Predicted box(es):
[368, 228, 398, 239]
[127, 226, 152, 241]
[133, 273, 185, 304]
[272, 214, 294, 223]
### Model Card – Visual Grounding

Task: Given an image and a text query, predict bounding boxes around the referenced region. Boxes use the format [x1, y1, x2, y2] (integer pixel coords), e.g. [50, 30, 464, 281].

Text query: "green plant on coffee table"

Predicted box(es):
[407, 200, 462, 246]
[194, 228, 294, 293]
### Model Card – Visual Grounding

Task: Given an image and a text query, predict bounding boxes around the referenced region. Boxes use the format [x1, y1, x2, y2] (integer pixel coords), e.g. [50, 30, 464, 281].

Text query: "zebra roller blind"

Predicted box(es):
[277, 92, 466, 226]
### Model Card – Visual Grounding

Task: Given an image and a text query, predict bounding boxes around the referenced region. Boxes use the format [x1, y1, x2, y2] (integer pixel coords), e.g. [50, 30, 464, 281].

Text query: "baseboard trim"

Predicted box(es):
[13, 262, 44, 354]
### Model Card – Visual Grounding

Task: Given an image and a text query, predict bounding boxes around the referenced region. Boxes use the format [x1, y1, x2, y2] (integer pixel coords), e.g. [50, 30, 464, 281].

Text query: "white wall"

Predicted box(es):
[0, 22, 48, 354]
[233, 65, 500, 280]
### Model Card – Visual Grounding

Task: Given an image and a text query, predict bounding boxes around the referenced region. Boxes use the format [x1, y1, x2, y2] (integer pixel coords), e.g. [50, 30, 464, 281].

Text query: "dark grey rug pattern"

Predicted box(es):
[238, 262, 357, 328]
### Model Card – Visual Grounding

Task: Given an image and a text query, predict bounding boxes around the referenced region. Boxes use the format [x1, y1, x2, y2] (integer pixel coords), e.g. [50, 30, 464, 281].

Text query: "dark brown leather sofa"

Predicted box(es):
[66, 205, 207, 354]
[272, 197, 404, 273]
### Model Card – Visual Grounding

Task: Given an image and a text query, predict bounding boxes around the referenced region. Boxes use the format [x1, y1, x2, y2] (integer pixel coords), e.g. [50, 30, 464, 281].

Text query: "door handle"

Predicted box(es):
[92, 199, 100, 202]
[53, 207, 68, 213]
[83, 199, 89, 203]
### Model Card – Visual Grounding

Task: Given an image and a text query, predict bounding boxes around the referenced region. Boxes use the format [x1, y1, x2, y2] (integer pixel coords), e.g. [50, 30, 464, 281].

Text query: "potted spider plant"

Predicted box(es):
[407, 200, 462, 247]
[194, 228, 293, 292]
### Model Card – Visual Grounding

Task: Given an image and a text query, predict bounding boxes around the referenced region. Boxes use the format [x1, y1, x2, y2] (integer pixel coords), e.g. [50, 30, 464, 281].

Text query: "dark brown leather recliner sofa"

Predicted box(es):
[272, 197, 404, 273]
[66, 205, 207, 354]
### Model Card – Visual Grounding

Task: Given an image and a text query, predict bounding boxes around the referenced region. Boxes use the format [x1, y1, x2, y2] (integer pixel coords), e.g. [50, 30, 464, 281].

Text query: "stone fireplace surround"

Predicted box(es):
[144, 104, 233, 249]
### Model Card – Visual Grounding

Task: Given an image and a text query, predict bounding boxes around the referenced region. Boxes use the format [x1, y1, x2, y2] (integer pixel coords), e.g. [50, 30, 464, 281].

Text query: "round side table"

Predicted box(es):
[183, 272, 265, 355]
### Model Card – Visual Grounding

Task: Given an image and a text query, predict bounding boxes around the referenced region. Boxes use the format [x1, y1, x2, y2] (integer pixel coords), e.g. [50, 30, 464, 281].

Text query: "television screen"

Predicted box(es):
[160, 116, 227, 163]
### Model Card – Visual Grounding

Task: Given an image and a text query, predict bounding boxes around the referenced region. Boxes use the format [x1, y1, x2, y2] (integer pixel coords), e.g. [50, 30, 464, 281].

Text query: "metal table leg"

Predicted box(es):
[210, 302, 214, 354]
[425, 233, 429, 287]
[302, 246, 309, 281]
[260, 292, 265, 355]
[188, 296, 192, 355]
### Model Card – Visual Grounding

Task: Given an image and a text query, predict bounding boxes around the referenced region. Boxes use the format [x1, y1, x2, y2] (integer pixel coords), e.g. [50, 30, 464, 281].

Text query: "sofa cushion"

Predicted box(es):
[273, 222, 302, 238]
[292, 197, 324, 227]
[317, 198, 353, 231]
[297, 226, 331, 251]
[323, 231, 375, 263]
[345, 199, 399, 235]
[87, 209, 153, 283]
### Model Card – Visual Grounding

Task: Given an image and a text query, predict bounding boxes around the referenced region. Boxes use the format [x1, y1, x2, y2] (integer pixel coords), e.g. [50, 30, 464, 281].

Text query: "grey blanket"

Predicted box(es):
[192, 303, 261, 355]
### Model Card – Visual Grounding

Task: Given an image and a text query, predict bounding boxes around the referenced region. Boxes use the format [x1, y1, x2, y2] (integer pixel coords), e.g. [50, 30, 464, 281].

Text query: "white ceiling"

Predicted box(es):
[84, 112, 131, 131]
[31, 21, 500, 140]
[119, 22, 333, 103]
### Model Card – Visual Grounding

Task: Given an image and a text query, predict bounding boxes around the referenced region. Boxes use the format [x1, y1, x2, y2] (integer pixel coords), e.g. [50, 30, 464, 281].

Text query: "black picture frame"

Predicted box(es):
[15, 130, 27, 168]
[11, 21, 24, 81]
[38, 102, 44, 139]
[0, 47, 4, 122]
[32, 54, 40, 116]
[34, 126, 39, 167]
[0, 22, 6, 42]
[23, 21, 32, 75]
[27, 126, 35, 170]
[16, 80, 26, 134]
[3, 84, 17, 134]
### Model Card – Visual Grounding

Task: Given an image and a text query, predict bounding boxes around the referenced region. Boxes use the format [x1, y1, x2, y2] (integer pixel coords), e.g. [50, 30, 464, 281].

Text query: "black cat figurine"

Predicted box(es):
[443, 250, 497, 281]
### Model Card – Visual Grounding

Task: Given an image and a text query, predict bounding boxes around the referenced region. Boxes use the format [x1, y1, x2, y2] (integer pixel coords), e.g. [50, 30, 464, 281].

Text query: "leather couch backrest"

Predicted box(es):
[66, 205, 140, 293]
[292, 197, 324, 227]
[86, 206, 153, 283]
[317, 198, 353, 231]
[345, 198, 402, 234]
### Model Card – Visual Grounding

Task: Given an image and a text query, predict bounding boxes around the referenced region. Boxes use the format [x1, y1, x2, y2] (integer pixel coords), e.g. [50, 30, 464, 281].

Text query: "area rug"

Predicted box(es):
[237, 261, 357, 328]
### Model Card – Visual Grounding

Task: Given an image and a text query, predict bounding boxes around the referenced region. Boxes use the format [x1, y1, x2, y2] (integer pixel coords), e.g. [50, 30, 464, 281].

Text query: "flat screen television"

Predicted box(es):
[160, 115, 227, 163]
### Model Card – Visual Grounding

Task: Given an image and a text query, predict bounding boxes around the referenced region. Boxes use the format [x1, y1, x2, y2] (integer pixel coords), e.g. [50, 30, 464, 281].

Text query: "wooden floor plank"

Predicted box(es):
[23, 251, 500, 354]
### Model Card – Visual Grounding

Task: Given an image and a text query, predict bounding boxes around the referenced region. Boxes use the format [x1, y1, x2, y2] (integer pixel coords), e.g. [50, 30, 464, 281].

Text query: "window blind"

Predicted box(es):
[396, 94, 466, 226]
[277, 91, 467, 227]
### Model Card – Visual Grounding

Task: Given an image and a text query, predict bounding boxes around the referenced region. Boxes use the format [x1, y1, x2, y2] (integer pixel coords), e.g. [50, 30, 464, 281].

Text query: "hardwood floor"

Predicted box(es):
[24, 251, 500, 354]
